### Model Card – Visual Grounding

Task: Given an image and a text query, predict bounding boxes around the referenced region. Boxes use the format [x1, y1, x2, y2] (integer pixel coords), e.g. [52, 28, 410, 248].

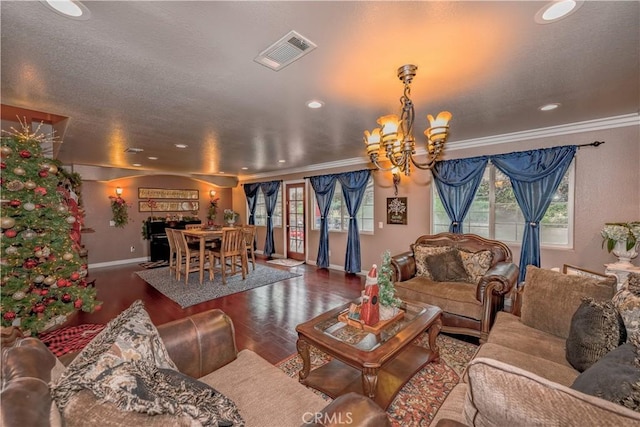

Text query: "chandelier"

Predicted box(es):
[363, 64, 452, 176]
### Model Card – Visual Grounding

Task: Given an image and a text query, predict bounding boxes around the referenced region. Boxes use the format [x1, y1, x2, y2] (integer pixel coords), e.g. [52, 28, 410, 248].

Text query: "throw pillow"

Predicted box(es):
[565, 297, 626, 372]
[520, 266, 617, 339]
[51, 300, 245, 426]
[612, 273, 640, 344]
[458, 249, 493, 284]
[423, 248, 470, 283]
[571, 343, 640, 412]
[413, 244, 449, 279]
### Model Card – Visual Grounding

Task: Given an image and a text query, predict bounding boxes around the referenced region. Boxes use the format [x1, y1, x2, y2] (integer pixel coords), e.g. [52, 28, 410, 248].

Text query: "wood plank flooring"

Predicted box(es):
[69, 258, 364, 364]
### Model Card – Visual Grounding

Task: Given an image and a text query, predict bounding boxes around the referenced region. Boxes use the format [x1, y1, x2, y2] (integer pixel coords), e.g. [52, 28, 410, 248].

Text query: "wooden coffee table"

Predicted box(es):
[295, 299, 442, 409]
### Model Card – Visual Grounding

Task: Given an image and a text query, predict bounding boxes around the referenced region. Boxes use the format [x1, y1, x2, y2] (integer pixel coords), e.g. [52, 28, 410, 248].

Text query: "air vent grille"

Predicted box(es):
[254, 30, 317, 71]
[124, 147, 144, 153]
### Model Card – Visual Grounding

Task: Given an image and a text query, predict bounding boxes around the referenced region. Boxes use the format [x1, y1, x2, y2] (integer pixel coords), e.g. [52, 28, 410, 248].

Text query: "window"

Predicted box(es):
[313, 178, 374, 233]
[253, 187, 282, 227]
[432, 162, 574, 247]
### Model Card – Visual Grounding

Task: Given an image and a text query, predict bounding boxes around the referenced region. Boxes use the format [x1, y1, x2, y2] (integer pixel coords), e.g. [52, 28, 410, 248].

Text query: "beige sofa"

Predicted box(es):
[432, 266, 640, 426]
[1, 309, 390, 427]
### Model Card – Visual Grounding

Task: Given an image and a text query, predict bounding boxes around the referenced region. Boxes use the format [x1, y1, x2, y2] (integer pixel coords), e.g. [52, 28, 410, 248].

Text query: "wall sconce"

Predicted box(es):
[392, 167, 401, 196]
[209, 190, 217, 198]
[115, 187, 123, 196]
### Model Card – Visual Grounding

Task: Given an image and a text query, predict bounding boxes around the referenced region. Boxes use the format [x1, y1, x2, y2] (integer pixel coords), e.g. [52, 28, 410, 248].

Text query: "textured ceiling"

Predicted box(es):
[1, 1, 638, 180]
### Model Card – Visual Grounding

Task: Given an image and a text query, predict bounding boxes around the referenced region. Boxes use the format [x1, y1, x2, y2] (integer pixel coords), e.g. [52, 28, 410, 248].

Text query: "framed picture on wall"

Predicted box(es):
[138, 188, 199, 200]
[387, 197, 407, 225]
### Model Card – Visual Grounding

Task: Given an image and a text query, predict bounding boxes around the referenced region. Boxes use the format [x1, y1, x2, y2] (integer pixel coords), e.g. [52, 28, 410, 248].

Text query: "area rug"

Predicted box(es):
[267, 258, 305, 267]
[135, 264, 301, 308]
[277, 333, 477, 426]
[39, 324, 106, 357]
[139, 260, 170, 269]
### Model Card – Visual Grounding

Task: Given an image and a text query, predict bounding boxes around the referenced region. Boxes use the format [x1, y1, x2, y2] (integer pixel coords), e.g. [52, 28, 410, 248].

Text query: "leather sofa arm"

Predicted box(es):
[1, 333, 57, 427]
[475, 262, 519, 303]
[157, 309, 238, 379]
[301, 392, 391, 427]
[391, 251, 416, 282]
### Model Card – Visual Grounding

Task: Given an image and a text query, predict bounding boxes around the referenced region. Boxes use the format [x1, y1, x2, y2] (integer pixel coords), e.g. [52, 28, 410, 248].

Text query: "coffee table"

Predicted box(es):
[295, 299, 442, 409]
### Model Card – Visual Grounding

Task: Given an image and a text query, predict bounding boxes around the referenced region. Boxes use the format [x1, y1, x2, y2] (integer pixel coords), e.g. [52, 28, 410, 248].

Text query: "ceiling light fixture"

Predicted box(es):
[42, 0, 91, 20]
[278, 159, 286, 163]
[307, 100, 324, 109]
[363, 64, 452, 177]
[536, 1, 582, 24]
[132, 163, 142, 167]
[147, 156, 158, 160]
[539, 103, 561, 111]
[241, 167, 248, 170]
[174, 144, 188, 149]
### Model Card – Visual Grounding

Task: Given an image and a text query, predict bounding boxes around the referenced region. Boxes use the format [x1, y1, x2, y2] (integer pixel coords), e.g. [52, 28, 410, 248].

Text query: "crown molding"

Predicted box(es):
[240, 113, 639, 182]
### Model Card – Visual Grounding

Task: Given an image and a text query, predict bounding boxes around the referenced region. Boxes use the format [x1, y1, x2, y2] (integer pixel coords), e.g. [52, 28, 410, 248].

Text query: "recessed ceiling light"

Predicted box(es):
[241, 167, 249, 170]
[147, 156, 158, 160]
[174, 144, 188, 149]
[278, 159, 286, 163]
[307, 100, 324, 109]
[535, 1, 582, 24]
[539, 103, 561, 111]
[42, 0, 91, 20]
[132, 163, 142, 167]
[219, 171, 225, 174]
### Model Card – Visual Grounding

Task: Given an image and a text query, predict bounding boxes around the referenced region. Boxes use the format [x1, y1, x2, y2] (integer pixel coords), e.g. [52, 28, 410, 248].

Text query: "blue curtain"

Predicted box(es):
[260, 181, 281, 257]
[309, 174, 338, 268]
[432, 156, 489, 233]
[243, 183, 261, 250]
[338, 170, 371, 273]
[492, 145, 577, 283]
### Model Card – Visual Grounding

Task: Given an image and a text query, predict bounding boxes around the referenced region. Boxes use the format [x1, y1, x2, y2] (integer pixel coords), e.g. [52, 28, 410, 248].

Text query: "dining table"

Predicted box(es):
[181, 228, 224, 284]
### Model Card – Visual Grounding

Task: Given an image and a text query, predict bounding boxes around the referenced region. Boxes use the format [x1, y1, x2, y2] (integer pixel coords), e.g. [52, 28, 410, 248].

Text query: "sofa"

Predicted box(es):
[431, 266, 640, 426]
[391, 233, 519, 342]
[1, 305, 391, 427]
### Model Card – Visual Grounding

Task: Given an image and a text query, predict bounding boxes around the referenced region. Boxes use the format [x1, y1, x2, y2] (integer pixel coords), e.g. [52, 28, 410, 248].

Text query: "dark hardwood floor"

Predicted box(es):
[69, 258, 365, 364]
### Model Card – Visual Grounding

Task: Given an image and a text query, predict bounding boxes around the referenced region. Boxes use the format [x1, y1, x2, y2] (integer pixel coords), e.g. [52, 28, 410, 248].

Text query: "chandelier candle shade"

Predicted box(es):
[364, 64, 452, 176]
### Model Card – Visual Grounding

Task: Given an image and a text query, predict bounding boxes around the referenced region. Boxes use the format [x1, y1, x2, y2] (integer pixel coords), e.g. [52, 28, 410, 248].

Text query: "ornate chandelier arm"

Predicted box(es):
[369, 154, 398, 172]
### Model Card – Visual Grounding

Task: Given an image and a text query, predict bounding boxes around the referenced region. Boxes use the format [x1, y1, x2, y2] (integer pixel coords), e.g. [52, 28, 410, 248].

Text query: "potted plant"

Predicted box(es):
[207, 195, 220, 224]
[378, 250, 402, 320]
[602, 222, 640, 266]
[224, 209, 238, 226]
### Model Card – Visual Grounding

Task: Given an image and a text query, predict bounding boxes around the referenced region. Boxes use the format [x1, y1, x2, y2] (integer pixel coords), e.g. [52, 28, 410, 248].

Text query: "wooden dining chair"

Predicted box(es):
[184, 223, 202, 244]
[175, 230, 211, 284]
[165, 228, 179, 279]
[210, 228, 246, 285]
[241, 225, 257, 271]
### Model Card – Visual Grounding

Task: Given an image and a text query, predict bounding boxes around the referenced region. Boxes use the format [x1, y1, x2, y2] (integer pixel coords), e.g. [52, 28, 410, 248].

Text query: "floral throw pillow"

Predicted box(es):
[459, 249, 493, 284]
[413, 244, 450, 279]
[612, 273, 640, 344]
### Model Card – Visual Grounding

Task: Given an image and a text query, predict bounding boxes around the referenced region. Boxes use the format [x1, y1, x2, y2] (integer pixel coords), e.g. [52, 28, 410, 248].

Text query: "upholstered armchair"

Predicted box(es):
[391, 233, 519, 342]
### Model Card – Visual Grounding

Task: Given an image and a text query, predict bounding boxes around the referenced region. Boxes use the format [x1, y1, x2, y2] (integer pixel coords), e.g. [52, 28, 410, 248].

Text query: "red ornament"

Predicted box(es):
[3, 311, 16, 321]
[38, 170, 49, 178]
[61, 293, 72, 303]
[34, 187, 47, 196]
[74, 299, 83, 309]
[40, 289, 49, 296]
[45, 297, 56, 305]
[19, 150, 32, 158]
[0, 162, 5, 169]
[48, 255, 56, 262]
[9, 200, 21, 207]
[95, 304, 103, 311]
[32, 288, 41, 295]
[4, 229, 17, 238]
[70, 272, 80, 281]
[33, 304, 46, 313]
[23, 259, 38, 269]
[57, 278, 66, 287]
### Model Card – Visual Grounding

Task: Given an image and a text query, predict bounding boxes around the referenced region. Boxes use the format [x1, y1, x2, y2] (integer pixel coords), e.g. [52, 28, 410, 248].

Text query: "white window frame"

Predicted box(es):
[431, 161, 575, 249]
[312, 177, 374, 234]
[252, 187, 283, 228]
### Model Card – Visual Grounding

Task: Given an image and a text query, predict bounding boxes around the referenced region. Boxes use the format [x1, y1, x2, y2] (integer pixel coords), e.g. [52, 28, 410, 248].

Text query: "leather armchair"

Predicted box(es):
[391, 233, 519, 342]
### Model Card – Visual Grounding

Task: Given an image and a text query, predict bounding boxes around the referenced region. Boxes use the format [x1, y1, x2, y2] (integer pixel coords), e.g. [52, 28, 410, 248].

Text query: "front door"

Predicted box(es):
[286, 183, 305, 261]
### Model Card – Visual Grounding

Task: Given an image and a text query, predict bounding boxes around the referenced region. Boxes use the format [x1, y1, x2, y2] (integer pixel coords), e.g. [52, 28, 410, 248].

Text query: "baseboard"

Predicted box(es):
[89, 256, 149, 270]
[304, 259, 365, 276]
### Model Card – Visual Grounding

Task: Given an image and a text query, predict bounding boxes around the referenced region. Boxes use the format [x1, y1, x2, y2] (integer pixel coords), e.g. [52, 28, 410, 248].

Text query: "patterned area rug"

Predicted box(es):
[267, 258, 305, 267]
[139, 260, 170, 269]
[277, 333, 477, 426]
[135, 264, 301, 308]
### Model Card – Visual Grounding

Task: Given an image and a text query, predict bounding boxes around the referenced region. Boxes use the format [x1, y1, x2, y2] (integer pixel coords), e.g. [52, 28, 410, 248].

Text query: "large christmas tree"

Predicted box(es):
[1, 123, 100, 334]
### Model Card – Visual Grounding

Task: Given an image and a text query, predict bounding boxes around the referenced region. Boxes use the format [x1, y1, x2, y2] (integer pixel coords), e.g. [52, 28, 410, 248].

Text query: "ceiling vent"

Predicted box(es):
[254, 30, 317, 71]
[124, 147, 144, 153]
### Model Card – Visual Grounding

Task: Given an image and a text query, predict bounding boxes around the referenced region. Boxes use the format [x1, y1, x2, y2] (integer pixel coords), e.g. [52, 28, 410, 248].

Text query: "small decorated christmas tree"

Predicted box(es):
[378, 250, 401, 309]
[0, 122, 100, 334]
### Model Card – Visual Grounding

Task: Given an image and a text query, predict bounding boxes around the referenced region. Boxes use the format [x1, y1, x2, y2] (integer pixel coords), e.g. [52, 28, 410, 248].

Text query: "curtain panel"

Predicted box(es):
[309, 174, 338, 268]
[432, 156, 489, 233]
[243, 183, 261, 250]
[260, 181, 281, 258]
[338, 170, 372, 274]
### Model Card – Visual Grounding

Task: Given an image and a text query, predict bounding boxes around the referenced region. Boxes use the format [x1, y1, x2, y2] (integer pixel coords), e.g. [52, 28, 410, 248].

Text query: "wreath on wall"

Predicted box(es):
[109, 196, 129, 228]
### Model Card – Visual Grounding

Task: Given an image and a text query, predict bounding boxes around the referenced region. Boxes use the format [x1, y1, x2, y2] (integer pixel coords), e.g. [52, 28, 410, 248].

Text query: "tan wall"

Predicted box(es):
[78, 124, 638, 274]
[81, 175, 232, 264]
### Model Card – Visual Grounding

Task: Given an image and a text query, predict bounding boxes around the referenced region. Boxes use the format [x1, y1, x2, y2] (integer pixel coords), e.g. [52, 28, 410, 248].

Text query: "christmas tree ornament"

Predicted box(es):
[35, 249, 44, 257]
[1, 161, 6, 169]
[48, 164, 59, 174]
[23, 202, 36, 211]
[74, 298, 83, 309]
[24, 180, 37, 190]
[6, 180, 25, 191]
[9, 199, 21, 207]
[13, 167, 25, 175]
[0, 145, 12, 157]
[38, 170, 49, 178]
[22, 229, 36, 240]
[23, 259, 38, 269]
[43, 276, 56, 286]
[40, 162, 51, 170]
[19, 149, 32, 158]
[61, 294, 72, 303]
[1, 217, 16, 229]
[34, 275, 45, 283]
[62, 252, 74, 261]
[57, 204, 68, 214]
[33, 304, 46, 313]
[4, 229, 17, 238]
[12, 291, 26, 300]
[34, 187, 47, 196]
[3, 311, 16, 321]
[41, 247, 51, 257]
[70, 271, 80, 281]
[66, 216, 76, 224]
[5, 246, 18, 255]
